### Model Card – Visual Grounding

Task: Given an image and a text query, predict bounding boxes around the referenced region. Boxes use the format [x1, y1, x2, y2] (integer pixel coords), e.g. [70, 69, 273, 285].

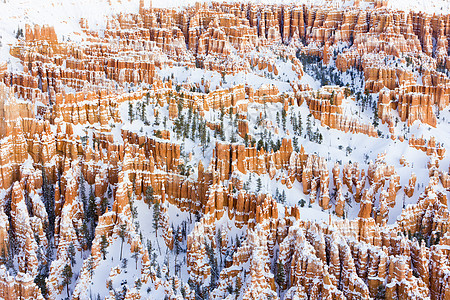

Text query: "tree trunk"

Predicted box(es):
[120, 240, 123, 261]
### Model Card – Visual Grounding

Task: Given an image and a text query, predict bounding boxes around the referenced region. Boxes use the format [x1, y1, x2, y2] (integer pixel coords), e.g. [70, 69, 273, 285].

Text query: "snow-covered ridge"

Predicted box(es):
[0, 0, 446, 69]
[0, 0, 448, 39]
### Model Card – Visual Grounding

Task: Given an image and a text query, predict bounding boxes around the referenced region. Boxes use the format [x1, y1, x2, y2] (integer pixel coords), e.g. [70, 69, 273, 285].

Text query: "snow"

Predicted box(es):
[88, 239, 144, 298]
[157, 64, 303, 94]
[387, 0, 450, 14]
[1, 0, 450, 298]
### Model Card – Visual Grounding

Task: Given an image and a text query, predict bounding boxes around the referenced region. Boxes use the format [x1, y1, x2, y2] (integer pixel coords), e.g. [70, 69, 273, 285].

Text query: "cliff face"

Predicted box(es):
[0, 1, 449, 299]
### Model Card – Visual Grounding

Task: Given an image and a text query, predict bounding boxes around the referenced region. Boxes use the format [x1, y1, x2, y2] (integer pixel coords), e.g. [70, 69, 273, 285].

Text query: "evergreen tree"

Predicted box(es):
[16, 27, 24, 39]
[131, 247, 140, 270]
[345, 146, 352, 156]
[297, 113, 303, 135]
[88, 188, 97, 237]
[205, 242, 218, 290]
[306, 114, 312, 140]
[62, 263, 73, 297]
[34, 273, 48, 297]
[275, 262, 286, 290]
[244, 133, 249, 147]
[42, 168, 55, 241]
[180, 285, 186, 298]
[86, 256, 94, 278]
[156, 264, 161, 278]
[375, 284, 386, 300]
[81, 222, 91, 249]
[100, 197, 108, 215]
[256, 178, 262, 192]
[119, 224, 126, 260]
[129, 195, 138, 221]
[281, 109, 287, 131]
[293, 136, 299, 152]
[275, 188, 280, 202]
[135, 278, 142, 290]
[141, 101, 147, 123]
[318, 133, 323, 144]
[147, 241, 153, 258]
[314, 128, 321, 143]
[257, 139, 264, 151]
[121, 258, 128, 269]
[373, 106, 379, 127]
[100, 235, 109, 260]
[217, 230, 223, 266]
[128, 102, 134, 123]
[153, 201, 160, 237]
[68, 242, 76, 267]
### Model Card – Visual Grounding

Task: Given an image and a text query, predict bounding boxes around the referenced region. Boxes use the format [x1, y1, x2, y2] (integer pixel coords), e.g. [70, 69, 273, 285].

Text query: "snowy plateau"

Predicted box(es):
[0, 0, 449, 299]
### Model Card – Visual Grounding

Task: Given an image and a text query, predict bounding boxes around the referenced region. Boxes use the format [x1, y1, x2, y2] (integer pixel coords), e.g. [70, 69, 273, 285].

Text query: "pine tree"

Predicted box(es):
[119, 224, 126, 260]
[153, 201, 160, 237]
[156, 264, 161, 278]
[100, 235, 109, 260]
[128, 102, 134, 123]
[68, 242, 76, 267]
[275, 188, 280, 202]
[141, 101, 147, 123]
[293, 136, 299, 152]
[62, 263, 73, 297]
[306, 114, 312, 140]
[100, 197, 108, 215]
[42, 168, 55, 241]
[34, 273, 48, 297]
[375, 284, 386, 300]
[86, 256, 94, 278]
[297, 113, 302, 135]
[257, 139, 264, 151]
[135, 278, 142, 290]
[88, 188, 97, 237]
[217, 230, 223, 266]
[256, 178, 262, 192]
[147, 240, 153, 257]
[276, 262, 286, 290]
[314, 128, 321, 143]
[373, 106, 379, 127]
[281, 109, 287, 131]
[81, 222, 91, 249]
[345, 146, 352, 156]
[131, 247, 139, 270]
[205, 242, 218, 290]
[291, 114, 297, 133]
[180, 285, 186, 298]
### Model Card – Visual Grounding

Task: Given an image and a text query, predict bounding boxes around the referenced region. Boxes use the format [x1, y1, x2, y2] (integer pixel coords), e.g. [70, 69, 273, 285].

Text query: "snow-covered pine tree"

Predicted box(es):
[100, 235, 109, 260]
